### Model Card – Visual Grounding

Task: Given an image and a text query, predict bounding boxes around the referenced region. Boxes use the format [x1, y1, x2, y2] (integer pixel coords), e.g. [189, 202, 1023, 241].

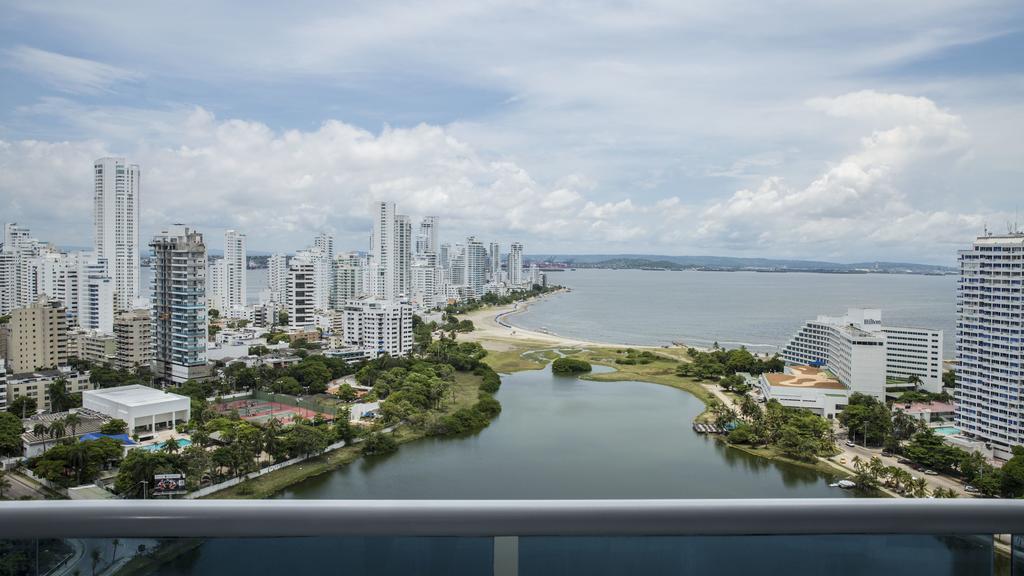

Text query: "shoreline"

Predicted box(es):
[460, 293, 866, 487]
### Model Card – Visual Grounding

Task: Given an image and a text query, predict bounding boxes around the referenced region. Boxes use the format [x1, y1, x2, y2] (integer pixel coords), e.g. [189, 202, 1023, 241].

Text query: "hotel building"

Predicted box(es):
[955, 233, 1024, 460]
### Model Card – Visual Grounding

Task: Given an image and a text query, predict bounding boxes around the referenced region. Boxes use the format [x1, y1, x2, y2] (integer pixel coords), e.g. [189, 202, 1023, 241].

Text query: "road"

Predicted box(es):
[829, 440, 970, 496]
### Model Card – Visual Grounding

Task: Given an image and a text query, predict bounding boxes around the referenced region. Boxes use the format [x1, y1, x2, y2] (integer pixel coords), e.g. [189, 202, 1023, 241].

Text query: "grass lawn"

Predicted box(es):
[205, 370, 485, 499]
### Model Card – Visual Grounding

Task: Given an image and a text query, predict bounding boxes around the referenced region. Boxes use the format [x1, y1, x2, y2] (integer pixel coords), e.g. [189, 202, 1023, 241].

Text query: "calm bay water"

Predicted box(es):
[511, 269, 957, 357]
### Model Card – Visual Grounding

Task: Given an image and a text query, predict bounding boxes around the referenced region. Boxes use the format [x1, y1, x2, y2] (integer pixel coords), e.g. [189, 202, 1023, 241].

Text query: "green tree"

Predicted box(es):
[551, 357, 592, 375]
[1000, 446, 1024, 498]
[362, 432, 398, 456]
[48, 379, 73, 412]
[208, 308, 220, 319]
[100, 419, 128, 435]
[284, 424, 329, 458]
[942, 370, 955, 388]
[277, 310, 289, 326]
[336, 383, 358, 402]
[6, 396, 37, 418]
[0, 412, 24, 457]
[837, 393, 892, 446]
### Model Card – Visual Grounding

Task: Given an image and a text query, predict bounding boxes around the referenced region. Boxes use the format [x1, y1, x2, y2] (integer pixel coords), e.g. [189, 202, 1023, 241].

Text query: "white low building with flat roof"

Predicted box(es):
[756, 365, 851, 419]
[82, 385, 191, 434]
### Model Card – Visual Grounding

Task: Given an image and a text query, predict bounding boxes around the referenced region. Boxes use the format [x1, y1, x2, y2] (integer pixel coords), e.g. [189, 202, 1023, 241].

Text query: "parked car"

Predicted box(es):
[924, 469, 939, 476]
[964, 485, 979, 493]
[881, 450, 893, 457]
[844, 440, 856, 447]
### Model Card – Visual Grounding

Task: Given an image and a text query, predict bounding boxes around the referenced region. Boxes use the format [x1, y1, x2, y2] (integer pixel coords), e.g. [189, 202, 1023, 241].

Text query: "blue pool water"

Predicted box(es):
[141, 438, 192, 452]
[933, 426, 961, 436]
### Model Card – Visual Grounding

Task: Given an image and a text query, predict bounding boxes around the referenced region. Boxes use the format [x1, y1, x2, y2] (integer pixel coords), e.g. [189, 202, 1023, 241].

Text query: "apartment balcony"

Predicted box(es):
[0, 500, 1022, 575]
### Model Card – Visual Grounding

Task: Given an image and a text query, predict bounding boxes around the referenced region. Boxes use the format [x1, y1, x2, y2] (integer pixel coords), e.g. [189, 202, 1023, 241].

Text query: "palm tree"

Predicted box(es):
[111, 538, 120, 562]
[0, 470, 11, 498]
[65, 412, 82, 437]
[162, 435, 181, 455]
[48, 418, 67, 441]
[910, 477, 929, 498]
[90, 547, 102, 576]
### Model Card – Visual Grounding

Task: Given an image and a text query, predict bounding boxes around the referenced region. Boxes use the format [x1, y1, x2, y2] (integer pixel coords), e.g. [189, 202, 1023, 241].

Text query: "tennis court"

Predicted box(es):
[214, 398, 333, 426]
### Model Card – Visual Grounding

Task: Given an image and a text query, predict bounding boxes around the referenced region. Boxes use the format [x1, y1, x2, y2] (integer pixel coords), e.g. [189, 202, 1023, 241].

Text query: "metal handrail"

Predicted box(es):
[2, 499, 1023, 539]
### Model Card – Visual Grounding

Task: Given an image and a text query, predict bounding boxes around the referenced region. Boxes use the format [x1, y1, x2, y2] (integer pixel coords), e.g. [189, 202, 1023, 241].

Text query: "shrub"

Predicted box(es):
[361, 432, 398, 456]
[551, 357, 592, 375]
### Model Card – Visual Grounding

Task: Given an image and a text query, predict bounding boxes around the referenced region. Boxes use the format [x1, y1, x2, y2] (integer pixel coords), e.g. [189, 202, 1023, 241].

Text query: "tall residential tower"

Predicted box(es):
[955, 233, 1024, 460]
[150, 225, 209, 384]
[93, 158, 140, 311]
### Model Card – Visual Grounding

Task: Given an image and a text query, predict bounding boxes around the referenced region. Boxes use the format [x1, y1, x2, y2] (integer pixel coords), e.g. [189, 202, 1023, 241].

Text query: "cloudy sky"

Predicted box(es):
[1, 1, 1022, 263]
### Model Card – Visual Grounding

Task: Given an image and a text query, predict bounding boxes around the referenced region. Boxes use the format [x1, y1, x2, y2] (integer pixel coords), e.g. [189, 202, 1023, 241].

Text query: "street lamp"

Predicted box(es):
[138, 480, 148, 500]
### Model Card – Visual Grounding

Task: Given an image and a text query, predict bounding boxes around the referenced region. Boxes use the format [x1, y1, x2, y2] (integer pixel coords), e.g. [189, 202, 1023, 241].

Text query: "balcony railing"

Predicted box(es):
[0, 499, 1023, 575]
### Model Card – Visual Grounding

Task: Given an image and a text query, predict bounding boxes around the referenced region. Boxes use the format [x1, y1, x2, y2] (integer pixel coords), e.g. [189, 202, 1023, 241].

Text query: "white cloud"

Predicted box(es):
[697, 91, 985, 256]
[3, 46, 139, 94]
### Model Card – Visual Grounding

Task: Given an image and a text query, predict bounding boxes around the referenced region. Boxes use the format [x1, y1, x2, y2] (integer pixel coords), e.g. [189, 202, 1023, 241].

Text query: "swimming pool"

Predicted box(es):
[141, 438, 192, 452]
[933, 426, 962, 436]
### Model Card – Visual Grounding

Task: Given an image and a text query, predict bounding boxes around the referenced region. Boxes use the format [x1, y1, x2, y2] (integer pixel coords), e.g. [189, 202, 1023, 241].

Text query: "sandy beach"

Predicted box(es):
[459, 290, 656, 351]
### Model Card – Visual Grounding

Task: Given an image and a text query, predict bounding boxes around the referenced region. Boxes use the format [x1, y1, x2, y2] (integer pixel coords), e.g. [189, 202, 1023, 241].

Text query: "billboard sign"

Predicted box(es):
[152, 473, 186, 496]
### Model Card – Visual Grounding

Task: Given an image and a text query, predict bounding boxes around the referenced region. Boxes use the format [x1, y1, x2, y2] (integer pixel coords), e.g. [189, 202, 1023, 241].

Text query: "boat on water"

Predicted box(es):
[829, 480, 857, 489]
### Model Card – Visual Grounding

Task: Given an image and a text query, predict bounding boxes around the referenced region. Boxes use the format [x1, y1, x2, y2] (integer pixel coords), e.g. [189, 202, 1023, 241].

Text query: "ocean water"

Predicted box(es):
[140, 266, 268, 305]
[510, 269, 957, 357]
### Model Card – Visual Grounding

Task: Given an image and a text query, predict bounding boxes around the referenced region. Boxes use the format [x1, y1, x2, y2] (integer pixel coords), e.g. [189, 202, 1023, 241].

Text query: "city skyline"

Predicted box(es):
[2, 2, 1023, 263]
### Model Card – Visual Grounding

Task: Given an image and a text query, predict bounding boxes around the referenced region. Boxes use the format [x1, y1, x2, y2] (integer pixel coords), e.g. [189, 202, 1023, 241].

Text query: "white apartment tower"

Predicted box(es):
[93, 158, 140, 311]
[150, 225, 209, 384]
[955, 233, 1024, 460]
[223, 229, 247, 310]
[418, 216, 439, 255]
[342, 297, 413, 358]
[508, 242, 524, 287]
[464, 237, 488, 297]
[267, 253, 288, 304]
[370, 201, 412, 300]
[333, 252, 367, 308]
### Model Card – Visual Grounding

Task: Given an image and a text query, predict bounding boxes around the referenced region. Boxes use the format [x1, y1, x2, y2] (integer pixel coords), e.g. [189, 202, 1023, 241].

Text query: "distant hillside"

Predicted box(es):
[530, 254, 955, 275]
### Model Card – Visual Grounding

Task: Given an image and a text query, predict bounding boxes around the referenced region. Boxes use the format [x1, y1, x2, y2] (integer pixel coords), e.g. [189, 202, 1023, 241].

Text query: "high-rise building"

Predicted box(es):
[150, 225, 209, 384]
[333, 252, 367, 309]
[508, 242, 524, 286]
[286, 253, 315, 329]
[464, 237, 487, 297]
[207, 258, 226, 311]
[1, 223, 41, 315]
[370, 201, 412, 300]
[418, 216, 439, 255]
[114, 309, 152, 371]
[439, 243, 451, 271]
[5, 297, 69, 373]
[267, 253, 288, 304]
[223, 229, 247, 311]
[78, 260, 114, 334]
[314, 232, 335, 260]
[93, 158, 140, 311]
[955, 233, 1024, 460]
[342, 297, 413, 358]
[489, 242, 501, 282]
[782, 308, 943, 399]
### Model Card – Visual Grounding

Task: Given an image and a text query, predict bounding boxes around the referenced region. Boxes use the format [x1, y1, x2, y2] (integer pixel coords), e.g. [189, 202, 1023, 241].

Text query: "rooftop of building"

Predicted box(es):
[9, 367, 87, 381]
[83, 384, 188, 406]
[763, 366, 846, 390]
[897, 401, 956, 414]
[21, 408, 110, 444]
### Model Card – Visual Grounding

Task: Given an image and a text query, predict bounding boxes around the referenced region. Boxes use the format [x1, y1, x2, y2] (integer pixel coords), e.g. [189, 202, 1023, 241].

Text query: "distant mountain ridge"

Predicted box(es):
[530, 254, 955, 274]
